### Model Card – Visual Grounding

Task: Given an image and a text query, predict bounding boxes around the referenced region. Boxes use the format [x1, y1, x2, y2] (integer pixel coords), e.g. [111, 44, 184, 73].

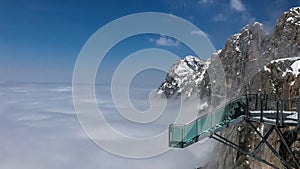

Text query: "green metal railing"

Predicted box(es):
[169, 96, 246, 148]
[169, 94, 300, 148]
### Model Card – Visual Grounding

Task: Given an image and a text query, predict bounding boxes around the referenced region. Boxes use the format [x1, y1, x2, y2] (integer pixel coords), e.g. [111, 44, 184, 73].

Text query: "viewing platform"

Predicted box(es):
[169, 94, 300, 169]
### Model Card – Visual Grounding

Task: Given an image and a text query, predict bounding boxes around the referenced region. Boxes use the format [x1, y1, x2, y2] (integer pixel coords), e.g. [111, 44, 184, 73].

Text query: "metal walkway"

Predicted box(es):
[169, 94, 300, 169]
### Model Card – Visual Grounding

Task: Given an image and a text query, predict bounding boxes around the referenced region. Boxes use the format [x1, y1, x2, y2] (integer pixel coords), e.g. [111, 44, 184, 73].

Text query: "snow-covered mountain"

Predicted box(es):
[158, 21, 272, 101]
[158, 7, 300, 169]
[158, 7, 300, 101]
[157, 55, 210, 98]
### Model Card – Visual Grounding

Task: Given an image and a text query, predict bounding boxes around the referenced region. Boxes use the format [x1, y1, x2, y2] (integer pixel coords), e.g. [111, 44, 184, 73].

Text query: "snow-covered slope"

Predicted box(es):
[157, 55, 210, 98]
[248, 57, 300, 100]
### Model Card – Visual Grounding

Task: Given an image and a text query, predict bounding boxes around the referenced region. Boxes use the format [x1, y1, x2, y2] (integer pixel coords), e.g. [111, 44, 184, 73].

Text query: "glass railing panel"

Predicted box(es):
[184, 121, 197, 143]
[170, 125, 183, 143]
[197, 113, 212, 135]
[213, 107, 226, 128]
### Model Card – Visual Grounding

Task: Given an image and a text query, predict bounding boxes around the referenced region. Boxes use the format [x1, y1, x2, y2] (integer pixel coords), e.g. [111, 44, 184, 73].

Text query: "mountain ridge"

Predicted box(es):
[158, 7, 300, 101]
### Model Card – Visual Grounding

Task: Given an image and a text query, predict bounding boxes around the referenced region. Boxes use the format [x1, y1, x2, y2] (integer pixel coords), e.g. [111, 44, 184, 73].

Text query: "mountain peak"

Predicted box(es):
[241, 22, 268, 36]
[157, 55, 210, 98]
[285, 7, 300, 25]
[243, 22, 264, 30]
[286, 6, 300, 15]
[278, 6, 300, 26]
[271, 6, 300, 60]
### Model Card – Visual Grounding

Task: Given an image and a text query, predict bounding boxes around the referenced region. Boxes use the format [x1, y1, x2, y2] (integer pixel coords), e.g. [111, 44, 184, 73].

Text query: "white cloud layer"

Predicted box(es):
[0, 82, 218, 169]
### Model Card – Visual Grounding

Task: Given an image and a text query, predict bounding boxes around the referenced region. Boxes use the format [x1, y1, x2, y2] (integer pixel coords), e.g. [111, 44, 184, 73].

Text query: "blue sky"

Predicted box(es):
[0, 0, 299, 83]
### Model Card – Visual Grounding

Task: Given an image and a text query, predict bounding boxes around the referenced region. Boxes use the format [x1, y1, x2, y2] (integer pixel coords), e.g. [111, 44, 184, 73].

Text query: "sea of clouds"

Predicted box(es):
[0, 82, 217, 169]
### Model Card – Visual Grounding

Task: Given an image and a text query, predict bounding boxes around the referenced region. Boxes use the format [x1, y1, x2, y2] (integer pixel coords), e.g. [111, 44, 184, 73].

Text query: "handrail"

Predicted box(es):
[169, 94, 300, 168]
[172, 94, 300, 127]
[170, 94, 300, 148]
[183, 95, 246, 126]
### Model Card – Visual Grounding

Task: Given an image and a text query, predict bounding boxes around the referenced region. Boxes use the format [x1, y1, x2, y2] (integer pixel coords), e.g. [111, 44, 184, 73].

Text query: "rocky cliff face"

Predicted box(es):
[270, 7, 300, 60]
[218, 57, 300, 169]
[158, 7, 300, 169]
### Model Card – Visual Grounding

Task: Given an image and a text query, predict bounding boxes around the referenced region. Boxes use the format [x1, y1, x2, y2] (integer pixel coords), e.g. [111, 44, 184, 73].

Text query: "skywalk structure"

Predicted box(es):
[169, 94, 300, 169]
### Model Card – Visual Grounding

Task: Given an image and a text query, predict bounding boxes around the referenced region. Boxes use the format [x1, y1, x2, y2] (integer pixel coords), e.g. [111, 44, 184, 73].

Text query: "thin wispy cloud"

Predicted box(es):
[230, 0, 246, 12]
[213, 13, 228, 22]
[262, 0, 291, 32]
[149, 35, 180, 47]
[198, 0, 208, 4]
[241, 12, 256, 24]
[228, 0, 256, 24]
[198, 0, 214, 5]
